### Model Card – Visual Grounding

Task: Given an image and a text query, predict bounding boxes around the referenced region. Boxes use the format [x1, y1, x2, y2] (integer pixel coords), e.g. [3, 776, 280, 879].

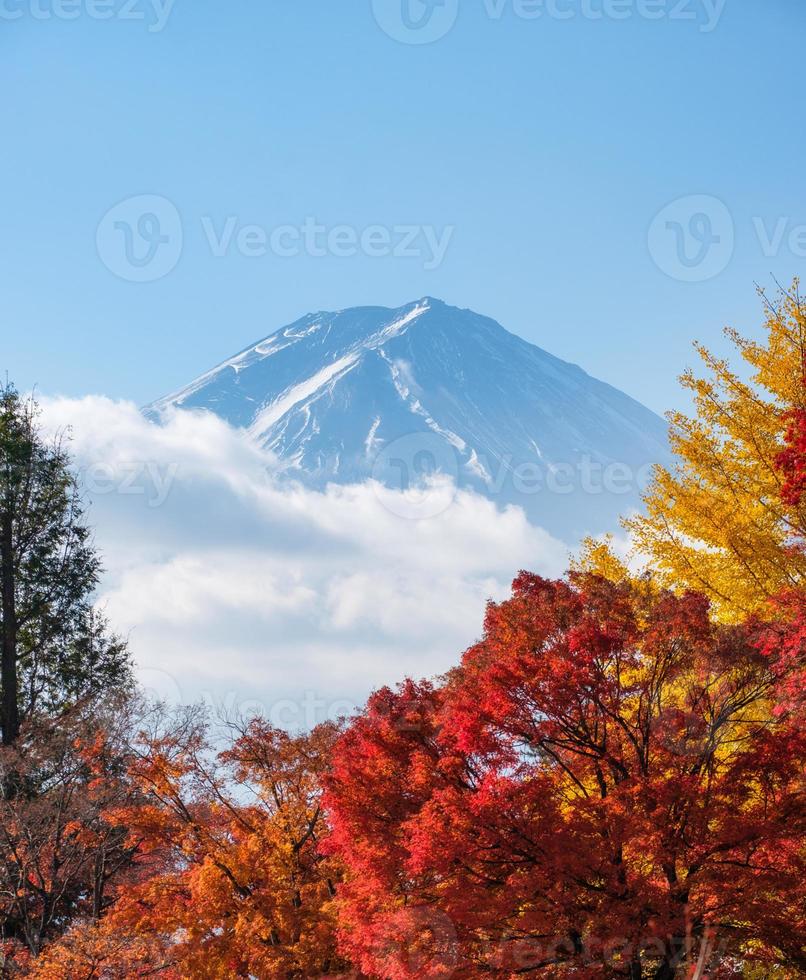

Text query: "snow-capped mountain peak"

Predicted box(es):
[146, 299, 669, 538]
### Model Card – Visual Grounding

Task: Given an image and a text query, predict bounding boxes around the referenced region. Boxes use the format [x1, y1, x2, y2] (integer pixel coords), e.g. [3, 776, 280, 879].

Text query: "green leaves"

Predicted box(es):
[0, 384, 131, 744]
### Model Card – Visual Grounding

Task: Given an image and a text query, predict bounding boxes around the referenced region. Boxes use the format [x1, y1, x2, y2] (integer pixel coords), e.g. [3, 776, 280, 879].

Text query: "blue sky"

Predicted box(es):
[2, 0, 804, 416]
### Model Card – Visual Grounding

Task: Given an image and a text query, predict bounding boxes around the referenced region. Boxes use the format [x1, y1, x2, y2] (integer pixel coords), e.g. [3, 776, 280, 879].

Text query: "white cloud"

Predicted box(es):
[40, 397, 572, 727]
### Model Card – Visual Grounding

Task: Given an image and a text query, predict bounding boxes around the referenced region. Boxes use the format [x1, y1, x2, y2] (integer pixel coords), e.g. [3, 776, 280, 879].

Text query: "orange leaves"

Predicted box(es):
[84, 716, 348, 979]
[0, 700, 144, 967]
[5, 591, 802, 979]
[28, 921, 180, 980]
[0, 703, 349, 976]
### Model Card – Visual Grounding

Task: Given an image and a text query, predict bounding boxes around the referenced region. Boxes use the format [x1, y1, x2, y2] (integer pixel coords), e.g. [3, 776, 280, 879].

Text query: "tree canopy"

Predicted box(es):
[626, 285, 806, 621]
[0, 385, 131, 747]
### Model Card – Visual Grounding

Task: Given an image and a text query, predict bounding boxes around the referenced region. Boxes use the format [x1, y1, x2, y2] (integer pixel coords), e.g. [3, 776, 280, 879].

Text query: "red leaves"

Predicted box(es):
[9, 576, 803, 977]
[776, 406, 806, 507]
[326, 573, 806, 978]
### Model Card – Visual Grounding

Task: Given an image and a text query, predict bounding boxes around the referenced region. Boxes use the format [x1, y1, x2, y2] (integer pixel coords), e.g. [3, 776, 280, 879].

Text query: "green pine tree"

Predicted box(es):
[0, 384, 131, 748]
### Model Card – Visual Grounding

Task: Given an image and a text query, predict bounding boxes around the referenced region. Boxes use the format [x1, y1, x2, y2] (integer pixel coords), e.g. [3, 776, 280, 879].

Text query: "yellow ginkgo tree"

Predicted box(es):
[625, 282, 806, 622]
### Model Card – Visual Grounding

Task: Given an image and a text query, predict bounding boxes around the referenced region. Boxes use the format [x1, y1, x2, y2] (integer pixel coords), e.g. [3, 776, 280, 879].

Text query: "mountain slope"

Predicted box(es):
[146, 298, 669, 539]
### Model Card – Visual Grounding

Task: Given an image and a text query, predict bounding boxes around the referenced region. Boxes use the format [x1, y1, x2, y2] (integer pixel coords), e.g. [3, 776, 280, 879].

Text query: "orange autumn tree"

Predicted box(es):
[27, 924, 178, 980]
[51, 711, 350, 979]
[0, 697, 144, 975]
[325, 573, 806, 979]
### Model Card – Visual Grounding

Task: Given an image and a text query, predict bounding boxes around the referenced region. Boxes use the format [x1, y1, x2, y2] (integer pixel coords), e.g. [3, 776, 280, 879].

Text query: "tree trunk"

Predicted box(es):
[1, 509, 19, 747]
[653, 957, 676, 979]
[92, 849, 107, 921]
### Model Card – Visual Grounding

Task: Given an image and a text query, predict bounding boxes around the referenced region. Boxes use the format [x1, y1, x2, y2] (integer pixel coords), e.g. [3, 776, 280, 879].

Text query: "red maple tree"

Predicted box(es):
[325, 573, 805, 979]
[777, 406, 806, 508]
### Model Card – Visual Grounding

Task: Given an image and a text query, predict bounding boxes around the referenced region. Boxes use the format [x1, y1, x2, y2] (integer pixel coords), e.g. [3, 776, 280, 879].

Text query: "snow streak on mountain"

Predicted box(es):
[146, 299, 670, 539]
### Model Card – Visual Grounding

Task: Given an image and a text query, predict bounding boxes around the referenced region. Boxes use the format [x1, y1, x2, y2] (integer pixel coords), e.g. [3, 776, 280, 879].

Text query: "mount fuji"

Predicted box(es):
[146, 298, 670, 539]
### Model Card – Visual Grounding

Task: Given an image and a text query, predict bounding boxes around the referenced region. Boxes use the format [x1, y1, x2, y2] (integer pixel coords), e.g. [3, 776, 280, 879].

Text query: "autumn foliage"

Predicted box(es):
[777, 406, 806, 508]
[1, 286, 805, 977]
[20, 715, 348, 979]
[0, 700, 143, 974]
[627, 285, 806, 621]
[325, 573, 805, 978]
[107, 716, 345, 979]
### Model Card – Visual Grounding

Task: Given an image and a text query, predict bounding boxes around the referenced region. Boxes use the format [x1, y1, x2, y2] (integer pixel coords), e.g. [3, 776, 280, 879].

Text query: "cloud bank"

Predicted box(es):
[41, 398, 572, 727]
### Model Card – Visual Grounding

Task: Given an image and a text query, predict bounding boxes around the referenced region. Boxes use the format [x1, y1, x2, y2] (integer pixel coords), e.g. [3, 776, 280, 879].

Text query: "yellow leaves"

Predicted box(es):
[737, 286, 806, 405]
[575, 535, 632, 583]
[626, 282, 806, 622]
